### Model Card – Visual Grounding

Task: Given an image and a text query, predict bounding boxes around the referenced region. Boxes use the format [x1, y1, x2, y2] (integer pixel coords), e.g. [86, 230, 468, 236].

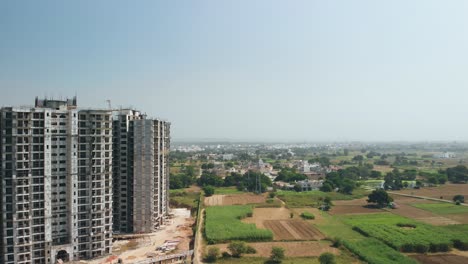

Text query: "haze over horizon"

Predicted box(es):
[2, 1, 468, 142]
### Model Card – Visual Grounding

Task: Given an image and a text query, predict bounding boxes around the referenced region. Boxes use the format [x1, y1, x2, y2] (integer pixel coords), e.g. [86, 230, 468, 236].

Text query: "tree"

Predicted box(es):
[320, 182, 333, 192]
[352, 155, 364, 163]
[227, 241, 255, 258]
[453, 195, 465, 203]
[367, 189, 393, 208]
[370, 170, 382, 179]
[293, 183, 302, 192]
[343, 148, 349, 156]
[446, 166, 468, 183]
[205, 247, 220, 262]
[319, 252, 336, 264]
[268, 247, 285, 263]
[203, 185, 215, 197]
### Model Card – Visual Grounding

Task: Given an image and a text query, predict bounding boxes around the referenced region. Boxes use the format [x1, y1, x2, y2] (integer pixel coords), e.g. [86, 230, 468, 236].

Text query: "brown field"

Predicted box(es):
[264, 220, 325, 240]
[442, 213, 468, 224]
[328, 198, 385, 215]
[243, 207, 291, 228]
[392, 184, 468, 200]
[410, 254, 468, 264]
[207, 241, 338, 257]
[204, 194, 266, 206]
[385, 204, 460, 225]
[291, 208, 325, 223]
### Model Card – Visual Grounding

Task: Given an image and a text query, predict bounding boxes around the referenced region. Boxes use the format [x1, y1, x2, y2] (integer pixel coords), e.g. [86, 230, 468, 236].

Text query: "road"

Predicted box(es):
[193, 208, 205, 264]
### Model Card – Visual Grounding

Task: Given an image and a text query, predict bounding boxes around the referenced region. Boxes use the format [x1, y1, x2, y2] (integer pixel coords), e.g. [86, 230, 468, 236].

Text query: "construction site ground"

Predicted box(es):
[81, 208, 193, 264]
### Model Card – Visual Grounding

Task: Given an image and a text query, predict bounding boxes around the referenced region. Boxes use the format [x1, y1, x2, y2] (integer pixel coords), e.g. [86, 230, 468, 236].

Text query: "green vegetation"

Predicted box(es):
[227, 241, 257, 258]
[205, 247, 220, 263]
[411, 202, 468, 214]
[169, 190, 200, 210]
[205, 205, 273, 244]
[319, 252, 336, 264]
[268, 247, 285, 263]
[367, 189, 393, 208]
[300, 212, 315, 219]
[315, 212, 419, 264]
[203, 185, 215, 196]
[214, 186, 245, 194]
[277, 188, 368, 208]
[342, 239, 418, 264]
[215, 256, 356, 264]
[343, 213, 468, 253]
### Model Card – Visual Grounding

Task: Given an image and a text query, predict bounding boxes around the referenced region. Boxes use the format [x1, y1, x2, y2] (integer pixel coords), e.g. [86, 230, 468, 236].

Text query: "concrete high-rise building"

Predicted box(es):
[0, 98, 113, 263]
[112, 111, 170, 234]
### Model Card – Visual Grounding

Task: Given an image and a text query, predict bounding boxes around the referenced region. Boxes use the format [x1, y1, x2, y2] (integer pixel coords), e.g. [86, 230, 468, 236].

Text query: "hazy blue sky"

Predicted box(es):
[1, 1, 468, 141]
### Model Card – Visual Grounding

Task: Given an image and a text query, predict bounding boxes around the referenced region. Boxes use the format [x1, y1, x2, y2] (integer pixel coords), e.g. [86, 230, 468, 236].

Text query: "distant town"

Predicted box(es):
[2, 99, 468, 264]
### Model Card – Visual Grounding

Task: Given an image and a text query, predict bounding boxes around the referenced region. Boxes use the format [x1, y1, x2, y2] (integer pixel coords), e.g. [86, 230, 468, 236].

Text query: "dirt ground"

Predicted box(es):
[242, 207, 292, 228]
[320, 198, 384, 215]
[264, 220, 325, 240]
[392, 184, 468, 200]
[410, 254, 468, 264]
[204, 194, 266, 206]
[207, 241, 339, 257]
[441, 213, 468, 224]
[385, 203, 460, 225]
[84, 208, 193, 264]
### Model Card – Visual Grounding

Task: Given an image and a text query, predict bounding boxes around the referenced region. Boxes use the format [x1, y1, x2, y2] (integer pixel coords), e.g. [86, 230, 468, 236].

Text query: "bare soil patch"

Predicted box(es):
[410, 254, 468, 264]
[204, 194, 266, 206]
[264, 220, 325, 240]
[208, 241, 339, 257]
[243, 207, 291, 228]
[291, 208, 325, 223]
[442, 213, 468, 224]
[327, 198, 385, 215]
[386, 204, 459, 225]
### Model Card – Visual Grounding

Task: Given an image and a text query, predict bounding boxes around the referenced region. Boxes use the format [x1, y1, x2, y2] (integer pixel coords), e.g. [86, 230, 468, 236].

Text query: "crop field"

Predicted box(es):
[392, 184, 468, 199]
[264, 220, 325, 240]
[277, 188, 369, 208]
[315, 212, 417, 264]
[411, 202, 468, 215]
[387, 203, 460, 225]
[204, 194, 265, 206]
[207, 241, 339, 258]
[410, 254, 468, 264]
[343, 213, 468, 253]
[342, 238, 418, 264]
[204, 205, 273, 243]
[329, 198, 385, 215]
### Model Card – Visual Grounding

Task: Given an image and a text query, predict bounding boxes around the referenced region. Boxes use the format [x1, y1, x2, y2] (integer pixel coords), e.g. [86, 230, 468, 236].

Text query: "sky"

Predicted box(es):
[1, 1, 468, 142]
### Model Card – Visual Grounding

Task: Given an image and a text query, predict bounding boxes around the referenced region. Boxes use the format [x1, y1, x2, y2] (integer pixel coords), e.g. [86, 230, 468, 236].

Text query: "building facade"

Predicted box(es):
[0, 98, 170, 264]
[0, 98, 113, 263]
[112, 112, 170, 234]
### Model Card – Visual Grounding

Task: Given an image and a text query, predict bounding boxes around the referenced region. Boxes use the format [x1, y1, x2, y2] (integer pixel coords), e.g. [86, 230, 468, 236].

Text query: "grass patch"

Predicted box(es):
[214, 187, 245, 195]
[205, 205, 273, 244]
[411, 203, 468, 215]
[300, 212, 315, 219]
[169, 190, 200, 210]
[277, 188, 369, 208]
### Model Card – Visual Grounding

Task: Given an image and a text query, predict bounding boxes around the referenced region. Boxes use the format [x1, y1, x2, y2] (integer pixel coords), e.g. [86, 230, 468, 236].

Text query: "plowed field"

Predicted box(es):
[264, 220, 325, 240]
[204, 194, 265, 206]
[411, 254, 468, 264]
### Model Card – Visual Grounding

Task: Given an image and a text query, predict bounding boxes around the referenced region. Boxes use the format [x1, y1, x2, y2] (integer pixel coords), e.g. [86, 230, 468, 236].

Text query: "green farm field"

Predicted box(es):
[204, 205, 273, 244]
[411, 203, 468, 215]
